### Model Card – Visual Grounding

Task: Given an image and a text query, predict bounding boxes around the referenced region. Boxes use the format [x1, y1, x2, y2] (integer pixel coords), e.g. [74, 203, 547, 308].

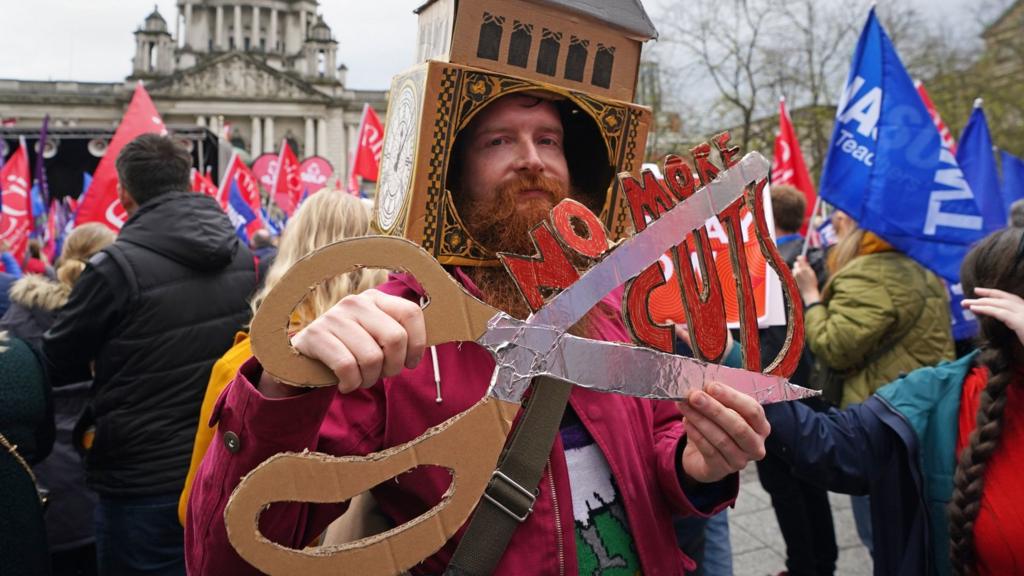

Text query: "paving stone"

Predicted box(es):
[732, 547, 786, 576]
[836, 543, 874, 575]
[729, 523, 765, 555]
[720, 462, 870, 576]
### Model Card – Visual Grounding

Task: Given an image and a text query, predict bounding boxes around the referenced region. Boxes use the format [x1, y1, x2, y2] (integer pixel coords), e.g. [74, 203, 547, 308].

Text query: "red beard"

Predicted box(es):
[461, 174, 569, 320]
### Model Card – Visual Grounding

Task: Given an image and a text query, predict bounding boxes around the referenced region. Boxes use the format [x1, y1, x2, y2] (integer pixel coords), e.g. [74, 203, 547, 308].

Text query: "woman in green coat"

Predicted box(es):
[793, 216, 955, 408]
[792, 214, 955, 557]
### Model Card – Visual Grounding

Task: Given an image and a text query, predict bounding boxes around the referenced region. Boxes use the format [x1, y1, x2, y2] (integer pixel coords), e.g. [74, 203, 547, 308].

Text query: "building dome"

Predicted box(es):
[144, 5, 168, 33]
[310, 15, 332, 42]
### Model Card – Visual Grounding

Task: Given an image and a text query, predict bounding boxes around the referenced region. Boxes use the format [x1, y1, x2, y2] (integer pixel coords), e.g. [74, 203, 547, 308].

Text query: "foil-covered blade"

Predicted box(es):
[480, 315, 818, 406]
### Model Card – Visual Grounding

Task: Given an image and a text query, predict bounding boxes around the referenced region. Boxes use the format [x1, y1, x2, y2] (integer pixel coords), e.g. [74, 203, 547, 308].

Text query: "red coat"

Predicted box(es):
[185, 271, 737, 575]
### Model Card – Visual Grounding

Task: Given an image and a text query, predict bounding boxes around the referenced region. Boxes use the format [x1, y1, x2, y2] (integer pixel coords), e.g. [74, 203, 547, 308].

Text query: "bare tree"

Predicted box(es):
[659, 0, 776, 150]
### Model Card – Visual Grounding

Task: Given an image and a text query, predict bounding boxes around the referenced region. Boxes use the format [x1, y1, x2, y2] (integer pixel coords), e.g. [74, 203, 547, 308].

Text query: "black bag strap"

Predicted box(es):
[443, 375, 573, 576]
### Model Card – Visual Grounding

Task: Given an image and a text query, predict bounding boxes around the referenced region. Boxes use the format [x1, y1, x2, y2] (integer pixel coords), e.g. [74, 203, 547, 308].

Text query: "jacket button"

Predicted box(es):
[223, 431, 241, 454]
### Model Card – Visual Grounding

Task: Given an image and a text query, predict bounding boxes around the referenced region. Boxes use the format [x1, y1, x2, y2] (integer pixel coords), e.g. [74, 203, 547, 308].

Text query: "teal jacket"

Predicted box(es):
[765, 352, 977, 576]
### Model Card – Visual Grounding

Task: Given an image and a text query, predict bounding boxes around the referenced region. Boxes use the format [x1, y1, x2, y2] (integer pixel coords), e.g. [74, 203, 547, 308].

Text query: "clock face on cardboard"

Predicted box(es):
[377, 80, 421, 233]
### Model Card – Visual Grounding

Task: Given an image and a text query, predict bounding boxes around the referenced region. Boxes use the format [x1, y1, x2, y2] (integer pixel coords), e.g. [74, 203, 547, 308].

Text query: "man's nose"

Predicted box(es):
[514, 141, 545, 173]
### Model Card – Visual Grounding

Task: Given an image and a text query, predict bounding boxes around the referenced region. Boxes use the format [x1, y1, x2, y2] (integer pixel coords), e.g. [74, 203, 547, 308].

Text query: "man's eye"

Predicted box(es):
[539, 137, 561, 147]
[486, 137, 506, 147]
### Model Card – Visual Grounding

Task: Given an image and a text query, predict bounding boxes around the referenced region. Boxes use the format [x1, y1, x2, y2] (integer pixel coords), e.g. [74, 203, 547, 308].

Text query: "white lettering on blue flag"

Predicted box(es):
[925, 149, 984, 234]
[837, 77, 881, 140]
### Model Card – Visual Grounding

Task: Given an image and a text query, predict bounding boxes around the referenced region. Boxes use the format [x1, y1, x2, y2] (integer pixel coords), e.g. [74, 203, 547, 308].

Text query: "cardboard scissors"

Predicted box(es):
[225, 152, 817, 575]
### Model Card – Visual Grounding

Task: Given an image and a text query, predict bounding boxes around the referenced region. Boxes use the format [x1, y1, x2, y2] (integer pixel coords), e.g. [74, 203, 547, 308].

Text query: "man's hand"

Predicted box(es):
[259, 289, 426, 397]
[677, 382, 770, 484]
[963, 287, 1024, 346]
[792, 255, 821, 306]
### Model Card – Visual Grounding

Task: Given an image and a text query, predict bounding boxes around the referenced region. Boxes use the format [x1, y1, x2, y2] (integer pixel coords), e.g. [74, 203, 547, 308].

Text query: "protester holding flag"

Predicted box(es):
[42, 134, 256, 575]
[764, 226, 1024, 576]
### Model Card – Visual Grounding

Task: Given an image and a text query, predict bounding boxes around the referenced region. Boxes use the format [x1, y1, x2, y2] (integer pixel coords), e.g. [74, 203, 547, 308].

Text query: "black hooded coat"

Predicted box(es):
[43, 192, 256, 496]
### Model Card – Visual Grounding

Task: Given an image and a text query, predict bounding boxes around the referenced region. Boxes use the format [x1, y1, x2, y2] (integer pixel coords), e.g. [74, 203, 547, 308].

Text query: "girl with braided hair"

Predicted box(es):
[948, 228, 1024, 575]
[761, 226, 1024, 576]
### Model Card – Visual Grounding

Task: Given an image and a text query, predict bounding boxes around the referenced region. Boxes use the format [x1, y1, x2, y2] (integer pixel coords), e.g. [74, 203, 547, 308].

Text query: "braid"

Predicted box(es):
[948, 347, 1012, 575]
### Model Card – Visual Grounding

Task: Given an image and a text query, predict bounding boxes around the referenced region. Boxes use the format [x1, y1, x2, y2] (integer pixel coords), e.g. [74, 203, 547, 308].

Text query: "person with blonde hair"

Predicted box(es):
[178, 189, 386, 525]
[0, 223, 116, 348]
[0, 222, 115, 576]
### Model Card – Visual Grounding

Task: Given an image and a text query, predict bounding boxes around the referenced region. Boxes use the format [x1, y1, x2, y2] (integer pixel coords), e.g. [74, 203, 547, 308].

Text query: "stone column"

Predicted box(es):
[234, 4, 242, 50]
[300, 11, 307, 40]
[215, 5, 224, 49]
[264, 117, 275, 153]
[269, 9, 278, 52]
[252, 5, 260, 50]
[251, 116, 263, 157]
[184, 2, 193, 47]
[304, 117, 315, 158]
[317, 117, 328, 158]
[196, 115, 207, 127]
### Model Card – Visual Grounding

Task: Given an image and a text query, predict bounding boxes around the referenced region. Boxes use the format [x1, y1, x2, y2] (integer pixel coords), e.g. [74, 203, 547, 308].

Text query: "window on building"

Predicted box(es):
[318, 50, 327, 77]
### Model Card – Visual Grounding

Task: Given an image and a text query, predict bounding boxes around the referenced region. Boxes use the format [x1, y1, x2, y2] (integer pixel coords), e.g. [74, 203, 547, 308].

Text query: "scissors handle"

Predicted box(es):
[250, 236, 497, 387]
[224, 396, 519, 576]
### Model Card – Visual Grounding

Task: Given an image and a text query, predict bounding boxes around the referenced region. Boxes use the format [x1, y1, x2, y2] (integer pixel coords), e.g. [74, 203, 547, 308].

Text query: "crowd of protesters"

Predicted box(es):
[0, 128, 1022, 576]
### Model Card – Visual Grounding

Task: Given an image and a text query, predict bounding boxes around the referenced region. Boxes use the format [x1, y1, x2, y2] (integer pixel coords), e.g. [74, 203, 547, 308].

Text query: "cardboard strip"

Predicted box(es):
[250, 236, 498, 387]
[224, 396, 519, 575]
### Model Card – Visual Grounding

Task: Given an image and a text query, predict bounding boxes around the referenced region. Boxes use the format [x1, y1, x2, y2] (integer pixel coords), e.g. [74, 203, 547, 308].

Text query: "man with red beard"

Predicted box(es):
[186, 93, 770, 575]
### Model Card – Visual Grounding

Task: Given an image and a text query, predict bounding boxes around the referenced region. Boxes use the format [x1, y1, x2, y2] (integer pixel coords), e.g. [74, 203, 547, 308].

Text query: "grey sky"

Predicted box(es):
[0, 0, 988, 90]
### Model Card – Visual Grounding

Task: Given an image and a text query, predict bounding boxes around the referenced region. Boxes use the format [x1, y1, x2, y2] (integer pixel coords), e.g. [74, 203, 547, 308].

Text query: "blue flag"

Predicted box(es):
[956, 102, 1003, 232]
[227, 180, 258, 244]
[947, 282, 978, 341]
[1001, 151, 1024, 214]
[819, 9, 985, 283]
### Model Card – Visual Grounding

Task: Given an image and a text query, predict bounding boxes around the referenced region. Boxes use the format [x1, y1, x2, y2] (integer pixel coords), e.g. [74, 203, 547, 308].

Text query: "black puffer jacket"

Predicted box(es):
[43, 192, 256, 496]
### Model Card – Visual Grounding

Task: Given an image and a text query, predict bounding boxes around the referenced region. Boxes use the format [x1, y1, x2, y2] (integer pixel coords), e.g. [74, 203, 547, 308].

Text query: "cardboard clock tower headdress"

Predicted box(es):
[372, 0, 658, 266]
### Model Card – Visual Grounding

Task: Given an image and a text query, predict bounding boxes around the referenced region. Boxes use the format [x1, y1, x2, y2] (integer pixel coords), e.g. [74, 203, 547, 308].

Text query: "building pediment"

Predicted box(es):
[147, 53, 330, 102]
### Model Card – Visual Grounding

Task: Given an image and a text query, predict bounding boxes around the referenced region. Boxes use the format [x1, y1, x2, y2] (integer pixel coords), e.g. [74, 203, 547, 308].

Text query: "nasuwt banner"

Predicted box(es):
[819, 9, 985, 283]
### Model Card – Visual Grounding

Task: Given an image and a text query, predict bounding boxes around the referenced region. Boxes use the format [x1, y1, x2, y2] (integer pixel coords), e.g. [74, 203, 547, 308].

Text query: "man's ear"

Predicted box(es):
[117, 182, 138, 214]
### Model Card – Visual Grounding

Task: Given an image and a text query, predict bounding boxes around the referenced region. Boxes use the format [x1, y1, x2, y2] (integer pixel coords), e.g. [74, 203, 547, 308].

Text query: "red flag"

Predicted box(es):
[348, 104, 384, 193]
[219, 151, 263, 238]
[272, 140, 303, 215]
[76, 82, 167, 231]
[192, 168, 225, 209]
[915, 80, 957, 154]
[0, 140, 33, 262]
[771, 97, 816, 235]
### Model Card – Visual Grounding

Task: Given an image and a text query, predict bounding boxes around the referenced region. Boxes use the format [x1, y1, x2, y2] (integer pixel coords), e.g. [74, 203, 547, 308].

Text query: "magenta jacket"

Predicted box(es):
[186, 271, 737, 575]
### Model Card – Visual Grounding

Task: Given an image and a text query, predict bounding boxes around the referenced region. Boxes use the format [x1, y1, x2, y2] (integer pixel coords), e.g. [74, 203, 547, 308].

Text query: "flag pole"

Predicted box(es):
[800, 194, 824, 258]
[348, 103, 370, 195]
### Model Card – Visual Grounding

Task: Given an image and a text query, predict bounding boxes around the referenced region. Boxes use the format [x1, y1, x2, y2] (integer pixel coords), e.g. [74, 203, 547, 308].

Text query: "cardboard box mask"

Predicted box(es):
[371, 60, 652, 266]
